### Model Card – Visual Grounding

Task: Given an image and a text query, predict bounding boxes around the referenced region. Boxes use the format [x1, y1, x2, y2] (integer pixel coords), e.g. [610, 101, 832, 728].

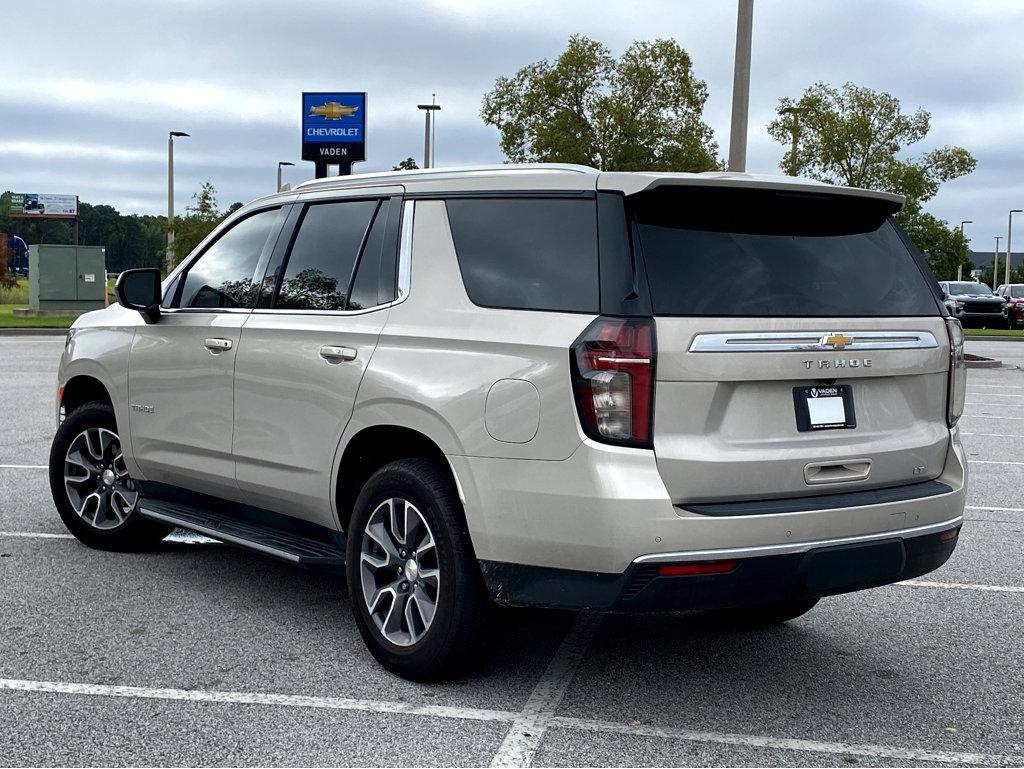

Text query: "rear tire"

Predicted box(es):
[346, 458, 492, 680]
[49, 401, 171, 550]
[708, 597, 819, 626]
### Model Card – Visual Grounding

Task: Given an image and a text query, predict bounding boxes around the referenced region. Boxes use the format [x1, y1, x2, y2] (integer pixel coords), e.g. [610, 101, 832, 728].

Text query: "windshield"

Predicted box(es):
[630, 187, 938, 317]
[1012, 286, 1024, 298]
[947, 282, 992, 295]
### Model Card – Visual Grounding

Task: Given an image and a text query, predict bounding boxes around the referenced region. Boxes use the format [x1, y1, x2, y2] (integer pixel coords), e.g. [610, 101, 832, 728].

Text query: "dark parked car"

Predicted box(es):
[996, 284, 1024, 329]
[938, 281, 1008, 328]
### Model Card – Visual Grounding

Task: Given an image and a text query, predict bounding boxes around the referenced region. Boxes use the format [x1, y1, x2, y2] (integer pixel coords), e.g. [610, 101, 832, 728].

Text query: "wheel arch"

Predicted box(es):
[61, 374, 114, 415]
[334, 424, 466, 537]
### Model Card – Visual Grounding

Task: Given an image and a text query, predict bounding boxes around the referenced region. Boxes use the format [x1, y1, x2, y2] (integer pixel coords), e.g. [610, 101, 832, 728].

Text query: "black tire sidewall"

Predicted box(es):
[345, 458, 485, 679]
[49, 402, 170, 550]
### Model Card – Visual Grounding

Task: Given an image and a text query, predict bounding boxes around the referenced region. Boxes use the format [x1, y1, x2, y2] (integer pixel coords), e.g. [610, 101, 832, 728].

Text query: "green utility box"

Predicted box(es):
[27, 244, 107, 314]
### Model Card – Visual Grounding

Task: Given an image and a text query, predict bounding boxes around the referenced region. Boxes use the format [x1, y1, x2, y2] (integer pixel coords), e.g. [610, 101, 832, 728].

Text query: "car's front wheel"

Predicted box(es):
[49, 401, 171, 550]
[346, 458, 492, 679]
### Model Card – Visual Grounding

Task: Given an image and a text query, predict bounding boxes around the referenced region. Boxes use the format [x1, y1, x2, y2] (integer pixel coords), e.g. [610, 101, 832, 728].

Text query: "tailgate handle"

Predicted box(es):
[804, 459, 871, 485]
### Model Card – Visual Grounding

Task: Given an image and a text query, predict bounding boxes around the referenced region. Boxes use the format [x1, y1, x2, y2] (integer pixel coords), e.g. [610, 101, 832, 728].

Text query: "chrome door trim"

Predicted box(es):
[633, 515, 962, 564]
[688, 330, 939, 353]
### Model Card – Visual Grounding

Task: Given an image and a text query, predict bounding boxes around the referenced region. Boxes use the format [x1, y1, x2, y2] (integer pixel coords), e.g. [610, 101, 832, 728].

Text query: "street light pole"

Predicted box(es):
[277, 161, 295, 192]
[1007, 209, 1022, 287]
[993, 236, 1002, 288]
[957, 220, 972, 281]
[166, 131, 189, 271]
[417, 100, 441, 169]
[727, 0, 754, 172]
[779, 105, 802, 176]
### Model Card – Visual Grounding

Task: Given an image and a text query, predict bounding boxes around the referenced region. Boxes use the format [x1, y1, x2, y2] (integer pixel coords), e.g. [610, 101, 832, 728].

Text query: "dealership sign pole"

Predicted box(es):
[302, 92, 366, 178]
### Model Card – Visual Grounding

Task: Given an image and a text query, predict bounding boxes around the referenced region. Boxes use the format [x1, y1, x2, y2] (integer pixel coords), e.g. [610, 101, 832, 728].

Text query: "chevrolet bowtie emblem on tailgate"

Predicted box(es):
[823, 332, 854, 350]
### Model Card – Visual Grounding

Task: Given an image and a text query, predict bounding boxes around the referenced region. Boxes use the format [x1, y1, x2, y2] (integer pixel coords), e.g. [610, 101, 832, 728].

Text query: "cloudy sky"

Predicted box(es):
[3, 0, 1023, 256]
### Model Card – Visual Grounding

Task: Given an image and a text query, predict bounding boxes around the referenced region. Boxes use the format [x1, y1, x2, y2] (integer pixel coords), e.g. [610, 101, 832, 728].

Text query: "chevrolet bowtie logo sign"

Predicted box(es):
[823, 332, 854, 350]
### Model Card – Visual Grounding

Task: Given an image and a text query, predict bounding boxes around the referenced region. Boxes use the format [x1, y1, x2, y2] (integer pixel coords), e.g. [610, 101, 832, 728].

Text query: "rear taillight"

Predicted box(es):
[945, 317, 966, 427]
[570, 317, 655, 448]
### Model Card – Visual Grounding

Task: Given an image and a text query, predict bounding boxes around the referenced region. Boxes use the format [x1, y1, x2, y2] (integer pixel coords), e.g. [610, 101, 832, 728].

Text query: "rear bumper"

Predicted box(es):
[451, 431, 967, 576]
[480, 523, 960, 611]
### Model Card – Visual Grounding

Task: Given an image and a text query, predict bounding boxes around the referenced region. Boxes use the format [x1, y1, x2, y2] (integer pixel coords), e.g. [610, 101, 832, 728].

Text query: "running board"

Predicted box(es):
[139, 498, 345, 569]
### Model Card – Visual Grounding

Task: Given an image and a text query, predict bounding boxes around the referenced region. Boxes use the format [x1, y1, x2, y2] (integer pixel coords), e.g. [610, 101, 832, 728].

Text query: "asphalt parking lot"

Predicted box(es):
[1, 336, 1022, 767]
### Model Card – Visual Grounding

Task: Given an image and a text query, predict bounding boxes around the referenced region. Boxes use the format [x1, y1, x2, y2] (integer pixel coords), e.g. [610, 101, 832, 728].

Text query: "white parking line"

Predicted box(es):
[0, 530, 220, 545]
[490, 612, 602, 768]
[898, 580, 1024, 593]
[0, 678, 517, 723]
[0, 677, 1019, 767]
[966, 505, 1024, 513]
[968, 460, 1024, 466]
[968, 384, 1024, 390]
[960, 432, 1024, 438]
[966, 392, 1023, 397]
[550, 717, 1023, 767]
[0, 464, 47, 469]
[961, 414, 1024, 420]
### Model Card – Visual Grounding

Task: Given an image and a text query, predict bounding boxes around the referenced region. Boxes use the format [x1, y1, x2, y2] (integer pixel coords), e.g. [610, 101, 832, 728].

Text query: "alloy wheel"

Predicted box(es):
[63, 427, 139, 530]
[359, 498, 441, 647]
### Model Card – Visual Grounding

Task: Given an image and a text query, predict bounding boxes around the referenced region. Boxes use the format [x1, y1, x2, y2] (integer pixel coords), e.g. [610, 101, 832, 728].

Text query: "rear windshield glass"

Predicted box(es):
[445, 197, 598, 313]
[631, 187, 939, 317]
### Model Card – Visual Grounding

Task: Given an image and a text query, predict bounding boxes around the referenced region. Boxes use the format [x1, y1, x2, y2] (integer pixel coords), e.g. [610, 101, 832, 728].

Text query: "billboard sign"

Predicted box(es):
[301, 91, 366, 166]
[7, 192, 78, 218]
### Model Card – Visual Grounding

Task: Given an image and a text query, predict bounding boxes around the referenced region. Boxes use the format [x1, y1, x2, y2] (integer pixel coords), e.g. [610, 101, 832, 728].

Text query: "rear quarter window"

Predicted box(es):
[631, 187, 940, 317]
[445, 197, 598, 313]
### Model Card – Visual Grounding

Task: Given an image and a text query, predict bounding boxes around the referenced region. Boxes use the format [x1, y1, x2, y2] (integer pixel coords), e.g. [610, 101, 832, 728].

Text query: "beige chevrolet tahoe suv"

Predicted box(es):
[50, 165, 967, 678]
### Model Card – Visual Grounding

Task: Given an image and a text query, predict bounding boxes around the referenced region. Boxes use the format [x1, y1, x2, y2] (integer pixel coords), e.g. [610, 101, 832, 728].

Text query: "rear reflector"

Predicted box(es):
[658, 560, 738, 577]
[939, 526, 961, 542]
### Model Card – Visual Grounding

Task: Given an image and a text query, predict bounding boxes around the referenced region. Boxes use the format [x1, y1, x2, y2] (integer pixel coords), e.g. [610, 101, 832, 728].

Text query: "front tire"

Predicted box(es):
[346, 458, 492, 680]
[49, 401, 171, 550]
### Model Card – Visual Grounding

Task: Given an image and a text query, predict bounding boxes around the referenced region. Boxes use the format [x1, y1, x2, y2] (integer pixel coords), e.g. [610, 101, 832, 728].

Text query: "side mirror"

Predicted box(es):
[115, 268, 162, 324]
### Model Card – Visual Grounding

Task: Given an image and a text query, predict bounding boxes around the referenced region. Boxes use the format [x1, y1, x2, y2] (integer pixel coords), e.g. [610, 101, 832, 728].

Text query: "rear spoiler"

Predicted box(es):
[597, 171, 904, 212]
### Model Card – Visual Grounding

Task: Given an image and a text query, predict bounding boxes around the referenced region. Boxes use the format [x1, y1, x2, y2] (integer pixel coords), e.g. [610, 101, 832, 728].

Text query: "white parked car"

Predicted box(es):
[50, 165, 967, 678]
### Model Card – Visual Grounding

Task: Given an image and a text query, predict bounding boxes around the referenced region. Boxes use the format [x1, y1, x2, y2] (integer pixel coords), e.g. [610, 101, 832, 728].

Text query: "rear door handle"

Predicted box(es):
[203, 338, 233, 353]
[319, 345, 357, 362]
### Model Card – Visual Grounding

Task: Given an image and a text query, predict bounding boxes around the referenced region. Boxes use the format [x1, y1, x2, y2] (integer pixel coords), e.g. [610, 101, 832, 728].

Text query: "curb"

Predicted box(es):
[964, 335, 1023, 342]
[965, 355, 1002, 369]
[0, 328, 68, 337]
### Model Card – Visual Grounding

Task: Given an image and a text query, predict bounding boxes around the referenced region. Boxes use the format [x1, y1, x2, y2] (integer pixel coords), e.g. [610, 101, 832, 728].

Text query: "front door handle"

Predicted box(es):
[319, 345, 357, 362]
[203, 338, 233, 353]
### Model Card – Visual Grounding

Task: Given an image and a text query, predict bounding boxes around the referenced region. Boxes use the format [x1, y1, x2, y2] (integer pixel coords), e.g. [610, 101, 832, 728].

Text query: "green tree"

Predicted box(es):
[482, 35, 720, 171]
[170, 181, 223, 268]
[392, 158, 419, 171]
[767, 82, 977, 279]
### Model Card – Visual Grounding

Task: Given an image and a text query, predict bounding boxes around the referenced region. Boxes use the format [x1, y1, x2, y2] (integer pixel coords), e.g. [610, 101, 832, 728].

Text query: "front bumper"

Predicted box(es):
[479, 521, 960, 611]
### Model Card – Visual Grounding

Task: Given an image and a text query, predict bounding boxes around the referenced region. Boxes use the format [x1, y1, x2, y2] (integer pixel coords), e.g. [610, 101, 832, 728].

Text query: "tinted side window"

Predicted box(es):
[631, 187, 940, 317]
[445, 198, 598, 312]
[348, 200, 389, 310]
[179, 208, 281, 309]
[275, 200, 377, 311]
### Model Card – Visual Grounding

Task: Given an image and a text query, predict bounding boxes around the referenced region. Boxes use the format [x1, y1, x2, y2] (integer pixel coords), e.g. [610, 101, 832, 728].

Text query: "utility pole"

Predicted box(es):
[1007, 209, 1022, 287]
[417, 98, 441, 169]
[957, 220, 972, 281]
[727, 0, 754, 172]
[167, 131, 189, 271]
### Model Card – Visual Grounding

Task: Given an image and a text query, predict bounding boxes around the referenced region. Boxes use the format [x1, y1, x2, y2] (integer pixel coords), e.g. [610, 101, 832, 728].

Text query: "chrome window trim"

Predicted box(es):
[688, 330, 939, 353]
[633, 515, 963, 564]
[397, 200, 413, 301]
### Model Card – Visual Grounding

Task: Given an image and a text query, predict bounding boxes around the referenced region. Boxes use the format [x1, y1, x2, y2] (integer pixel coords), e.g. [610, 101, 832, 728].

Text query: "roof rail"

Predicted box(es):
[293, 163, 599, 190]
